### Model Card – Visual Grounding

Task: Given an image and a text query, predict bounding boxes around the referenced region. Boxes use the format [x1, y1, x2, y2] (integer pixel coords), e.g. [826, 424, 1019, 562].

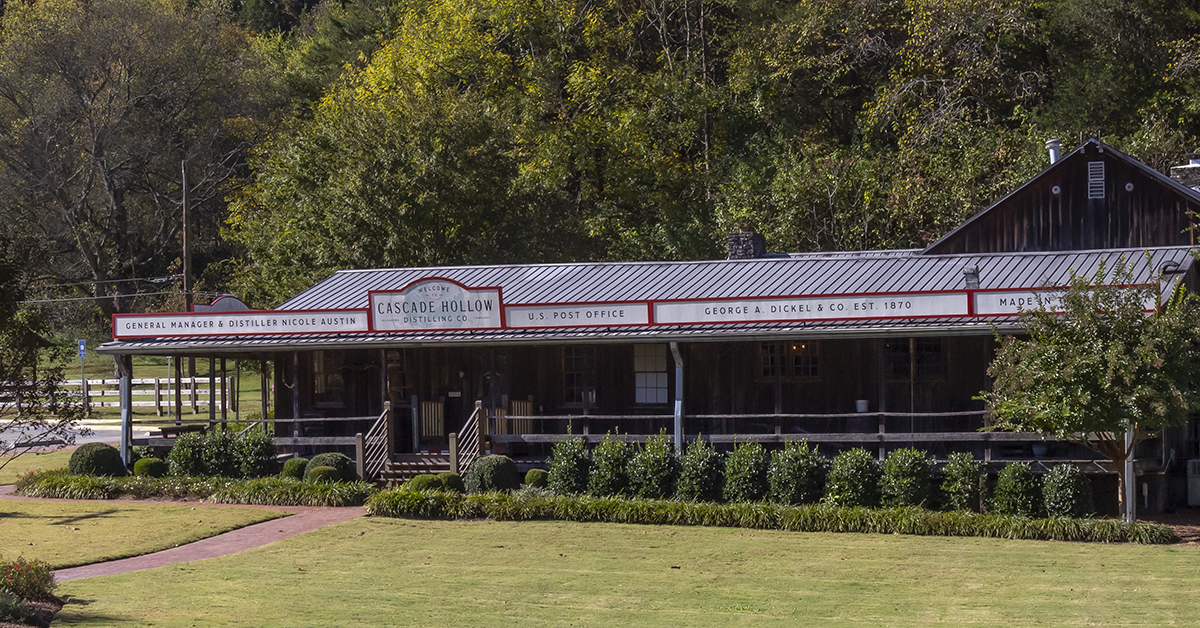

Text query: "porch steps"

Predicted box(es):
[379, 454, 452, 486]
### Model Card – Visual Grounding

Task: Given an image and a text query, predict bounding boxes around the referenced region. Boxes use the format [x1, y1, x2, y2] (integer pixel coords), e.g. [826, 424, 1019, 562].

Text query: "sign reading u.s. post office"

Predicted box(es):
[369, 278, 503, 332]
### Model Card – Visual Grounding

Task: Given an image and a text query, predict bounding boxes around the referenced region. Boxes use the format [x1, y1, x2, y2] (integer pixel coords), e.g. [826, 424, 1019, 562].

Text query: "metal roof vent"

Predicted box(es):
[1087, 161, 1105, 199]
[1046, 139, 1062, 164]
[1170, 152, 1200, 191]
[963, 266, 980, 289]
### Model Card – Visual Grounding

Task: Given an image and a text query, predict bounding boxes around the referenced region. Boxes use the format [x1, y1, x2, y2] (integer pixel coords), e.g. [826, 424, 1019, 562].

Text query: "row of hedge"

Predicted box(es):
[14, 469, 375, 507]
[363, 488, 1174, 544]
[545, 434, 1094, 518]
[66, 429, 279, 480]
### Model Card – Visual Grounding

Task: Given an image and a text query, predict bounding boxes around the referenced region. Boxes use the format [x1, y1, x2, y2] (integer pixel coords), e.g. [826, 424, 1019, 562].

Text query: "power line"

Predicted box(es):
[20, 291, 226, 304]
[35, 274, 181, 288]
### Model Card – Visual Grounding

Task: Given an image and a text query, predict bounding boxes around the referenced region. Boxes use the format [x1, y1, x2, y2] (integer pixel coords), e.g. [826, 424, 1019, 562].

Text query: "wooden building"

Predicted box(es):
[99, 139, 1200, 512]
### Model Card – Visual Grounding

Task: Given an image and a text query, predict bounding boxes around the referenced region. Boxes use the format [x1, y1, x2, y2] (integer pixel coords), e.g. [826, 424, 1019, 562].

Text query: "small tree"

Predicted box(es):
[980, 259, 1200, 520]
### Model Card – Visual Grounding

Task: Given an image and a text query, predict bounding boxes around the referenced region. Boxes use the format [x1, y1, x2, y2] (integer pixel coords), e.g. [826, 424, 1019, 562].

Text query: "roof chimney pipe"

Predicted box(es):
[1046, 139, 1062, 165]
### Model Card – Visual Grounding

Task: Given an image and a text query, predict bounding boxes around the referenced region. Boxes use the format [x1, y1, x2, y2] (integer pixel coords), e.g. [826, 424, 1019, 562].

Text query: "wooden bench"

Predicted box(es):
[154, 424, 208, 438]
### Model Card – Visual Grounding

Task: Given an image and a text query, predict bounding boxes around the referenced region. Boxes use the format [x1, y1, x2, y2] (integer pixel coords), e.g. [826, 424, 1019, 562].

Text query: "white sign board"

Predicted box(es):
[370, 279, 502, 331]
[113, 310, 368, 338]
[974, 288, 1157, 316]
[653, 293, 969, 325]
[505, 302, 650, 328]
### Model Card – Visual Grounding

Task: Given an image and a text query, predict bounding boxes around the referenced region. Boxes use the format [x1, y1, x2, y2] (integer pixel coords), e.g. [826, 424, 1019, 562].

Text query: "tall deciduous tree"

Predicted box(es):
[980, 260, 1200, 519]
[0, 0, 282, 318]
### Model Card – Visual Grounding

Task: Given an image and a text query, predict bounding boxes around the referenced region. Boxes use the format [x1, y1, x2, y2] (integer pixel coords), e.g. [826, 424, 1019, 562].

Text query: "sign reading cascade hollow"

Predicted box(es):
[369, 279, 503, 331]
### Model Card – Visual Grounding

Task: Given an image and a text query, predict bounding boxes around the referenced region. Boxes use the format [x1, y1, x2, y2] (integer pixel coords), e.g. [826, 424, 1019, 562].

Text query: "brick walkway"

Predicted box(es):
[0, 485, 365, 581]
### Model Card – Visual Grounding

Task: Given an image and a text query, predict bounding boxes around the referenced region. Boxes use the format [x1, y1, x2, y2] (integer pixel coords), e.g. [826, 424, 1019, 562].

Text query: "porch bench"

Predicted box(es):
[153, 424, 207, 439]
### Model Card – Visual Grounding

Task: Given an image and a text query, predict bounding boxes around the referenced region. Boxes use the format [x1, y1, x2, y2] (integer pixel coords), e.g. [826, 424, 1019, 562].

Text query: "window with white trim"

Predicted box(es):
[563, 346, 596, 406]
[634, 344, 669, 404]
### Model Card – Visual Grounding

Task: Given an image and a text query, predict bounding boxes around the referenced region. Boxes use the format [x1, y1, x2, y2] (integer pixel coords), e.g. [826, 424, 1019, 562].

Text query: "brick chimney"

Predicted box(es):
[726, 228, 767, 260]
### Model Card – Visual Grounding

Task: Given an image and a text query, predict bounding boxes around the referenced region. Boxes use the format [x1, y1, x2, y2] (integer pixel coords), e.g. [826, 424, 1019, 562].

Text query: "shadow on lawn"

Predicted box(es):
[50, 509, 121, 526]
[56, 596, 132, 626]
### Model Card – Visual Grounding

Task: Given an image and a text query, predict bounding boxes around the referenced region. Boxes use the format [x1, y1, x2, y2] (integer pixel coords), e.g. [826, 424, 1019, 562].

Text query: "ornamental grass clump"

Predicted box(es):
[768, 440, 827, 505]
[723, 441, 768, 502]
[993, 462, 1043, 517]
[823, 448, 881, 508]
[547, 437, 589, 495]
[627, 431, 680, 499]
[940, 452, 985, 512]
[881, 448, 934, 507]
[1043, 463, 1094, 518]
[676, 437, 723, 502]
[588, 433, 631, 496]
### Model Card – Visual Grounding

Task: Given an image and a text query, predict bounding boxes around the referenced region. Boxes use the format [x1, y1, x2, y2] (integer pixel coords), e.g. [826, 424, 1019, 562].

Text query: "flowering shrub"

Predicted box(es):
[0, 557, 56, 602]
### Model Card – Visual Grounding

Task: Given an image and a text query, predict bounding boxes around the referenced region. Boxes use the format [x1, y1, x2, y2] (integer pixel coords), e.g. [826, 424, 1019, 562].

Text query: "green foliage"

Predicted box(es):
[993, 463, 1043, 518]
[627, 431, 680, 500]
[547, 438, 590, 495]
[881, 448, 934, 508]
[280, 457, 308, 480]
[0, 556, 56, 601]
[236, 429, 277, 478]
[824, 448, 882, 508]
[524, 468, 548, 489]
[723, 441, 769, 503]
[940, 452, 985, 513]
[306, 466, 341, 484]
[168, 430, 278, 479]
[304, 453, 356, 482]
[206, 477, 376, 507]
[1043, 464, 1094, 519]
[588, 434, 632, 497]
[438, 473, 466, 494]
[167, 433, 206, 477]
[132, 457, 168, 478]
[768, 441, 828, 505]
[200, 430, 239, 478]
[407, 474, 443, 491]
[464, 455, 520, 494]
[67, 442, 126, 477]
[0, 591, 34, 625]
[676, 438, 724, 503]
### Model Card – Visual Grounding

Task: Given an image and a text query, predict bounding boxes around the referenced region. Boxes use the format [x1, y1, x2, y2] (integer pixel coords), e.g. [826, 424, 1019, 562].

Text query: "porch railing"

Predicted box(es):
[451, 401, 485, 474]
[359, 406, 391, 481]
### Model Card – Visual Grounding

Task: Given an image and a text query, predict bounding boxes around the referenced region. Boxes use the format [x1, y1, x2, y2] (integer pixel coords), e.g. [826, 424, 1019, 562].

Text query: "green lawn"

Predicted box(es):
[0, 449, 75, 485]
[0, 501, 288, 569]
[53, 518, 1200, 627]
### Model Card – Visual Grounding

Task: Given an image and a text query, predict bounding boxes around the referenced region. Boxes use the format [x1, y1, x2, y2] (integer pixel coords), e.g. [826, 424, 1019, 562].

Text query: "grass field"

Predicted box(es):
[52, 518, 1200, 627]
[0, 450, 75, 485]
[0, 501, 287, 569]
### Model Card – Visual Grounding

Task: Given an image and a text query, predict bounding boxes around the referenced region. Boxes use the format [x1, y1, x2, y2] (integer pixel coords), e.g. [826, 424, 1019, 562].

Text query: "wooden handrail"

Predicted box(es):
[361, 406, 391, 481]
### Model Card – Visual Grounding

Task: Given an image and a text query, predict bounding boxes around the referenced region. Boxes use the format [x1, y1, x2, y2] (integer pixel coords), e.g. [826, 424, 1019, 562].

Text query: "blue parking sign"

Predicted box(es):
[78, 339, 86, 358]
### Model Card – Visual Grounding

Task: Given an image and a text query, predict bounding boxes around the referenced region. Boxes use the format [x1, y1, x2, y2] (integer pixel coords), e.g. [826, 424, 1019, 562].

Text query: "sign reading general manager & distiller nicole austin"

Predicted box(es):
[370, 279, 503, 331]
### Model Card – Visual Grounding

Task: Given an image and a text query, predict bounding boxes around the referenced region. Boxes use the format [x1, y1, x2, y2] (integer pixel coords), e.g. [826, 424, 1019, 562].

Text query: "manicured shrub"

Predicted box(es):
[524, 468, 549, 489]
[1043, 463, 1094, 518]
[0, 557, 56, 601]
[0, 591, 34, 625]
[280, 457, 308, 480]
[628, 431, 680, 499]
[993, 462, 1043, 517]
[407, 474, 443, 491]
[823, 448, 881, 508]
[200, 429, 240, 477]
[133, 457, 168, 478]
[547, 438, 590, 495]
[464, 454, 521, 493]
[439, 472, 466, 493]
[67, 442, 126, 477]
[940, 452, 985, 512]
[588, 433, 632, 496]
[881, 448, 934, 507]
[768, 440, 828, 505]
[167, 432, 206, 476]
[307, 466, 341, 484]
[723, 441, 769, 502]
[304, 452, 356, 482]
[236, 429, 277, 478]
[677, 438, 724, 502]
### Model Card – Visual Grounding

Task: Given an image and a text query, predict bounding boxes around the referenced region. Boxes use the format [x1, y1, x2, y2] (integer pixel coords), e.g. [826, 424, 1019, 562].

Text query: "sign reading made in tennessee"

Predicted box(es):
[370, 279, 503, 331]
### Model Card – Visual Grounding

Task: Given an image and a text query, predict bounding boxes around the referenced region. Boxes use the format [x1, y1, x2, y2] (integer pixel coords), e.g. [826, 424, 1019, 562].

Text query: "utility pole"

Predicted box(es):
[182, 159, 195, 376]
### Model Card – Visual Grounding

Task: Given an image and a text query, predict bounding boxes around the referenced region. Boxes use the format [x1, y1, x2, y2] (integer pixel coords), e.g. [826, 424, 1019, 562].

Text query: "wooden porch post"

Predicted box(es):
[670, 342, 684, 454]
[174, 354, 183, 426]
[116, 354, 133, 467]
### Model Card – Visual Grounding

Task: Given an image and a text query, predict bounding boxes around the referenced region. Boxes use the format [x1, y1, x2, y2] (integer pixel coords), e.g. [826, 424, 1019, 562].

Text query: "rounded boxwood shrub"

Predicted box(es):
[823, 448, 881, 508]
[723, 441, 769, 502]
[768, 440, 828, 505]
[677, 437, 724, 502]
[524, 468, 549, 489]
[940, 452, 985, 512]
[1043, 463, 1094, 518]
[304, 452, 356, 482]
[68, 442, 126, 477]
[464, 454, 520, 493]
[407, 474, 443, 491]
[133, 457, 168, 478]
[438, 472, 466, 493]
[588, 433, 631, 496]
[993, 462, 1043, 517]
[628, 431, 680, 499]
[881, 448, 933, 507]
[307, 465, 341, 484]
[280, 456, 308, 480]
[547, 437, 590, 495]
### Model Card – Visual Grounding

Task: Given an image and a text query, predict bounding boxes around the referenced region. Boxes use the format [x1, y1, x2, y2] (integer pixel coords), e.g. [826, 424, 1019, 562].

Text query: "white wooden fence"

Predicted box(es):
[62, 378, 233, 415]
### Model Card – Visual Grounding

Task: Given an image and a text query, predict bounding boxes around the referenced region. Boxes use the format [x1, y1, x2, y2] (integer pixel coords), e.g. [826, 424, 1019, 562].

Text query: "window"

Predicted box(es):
[885, 339, 942, 380]
[790, 341, 819, 378]
[563, 346, 596, 406]
[313, 351, 344, 407]
[761, 343, 783, 377]
[634, 344, 669, 404]
[760, 342, 820, 379]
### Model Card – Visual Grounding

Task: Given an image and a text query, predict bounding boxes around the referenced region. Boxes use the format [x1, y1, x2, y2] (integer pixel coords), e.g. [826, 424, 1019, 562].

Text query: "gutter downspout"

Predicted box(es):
[670, 342, 684, 454]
